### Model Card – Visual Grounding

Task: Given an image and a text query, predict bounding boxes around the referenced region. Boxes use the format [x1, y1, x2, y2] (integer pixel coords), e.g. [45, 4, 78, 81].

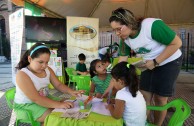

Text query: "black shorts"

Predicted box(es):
[139, 56, 182, 97]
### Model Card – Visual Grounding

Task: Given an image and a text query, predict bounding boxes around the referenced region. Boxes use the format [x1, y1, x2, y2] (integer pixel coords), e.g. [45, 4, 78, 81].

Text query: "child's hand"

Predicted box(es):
[107, 98, 115, 104]
[105, 104, 113, 110]
[70, 90, 85, 97]
[83, 72, 87, 75]
[60, 101, 74, 109]
[105, 104, 109, 109]
[95, 93, 102, 98]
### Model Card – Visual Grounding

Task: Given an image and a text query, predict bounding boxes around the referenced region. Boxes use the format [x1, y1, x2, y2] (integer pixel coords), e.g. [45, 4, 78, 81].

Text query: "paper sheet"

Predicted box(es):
[52, 96, 110, 116]
[61, 109, 91, 119]
[76, 95, 103, 103]
[52, 100, 80, 113]
[92, 102, 111, 116]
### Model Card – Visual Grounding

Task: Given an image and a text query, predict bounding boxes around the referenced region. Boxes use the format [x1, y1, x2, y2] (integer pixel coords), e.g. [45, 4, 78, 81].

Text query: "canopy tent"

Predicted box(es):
[11, 0, 194, 27]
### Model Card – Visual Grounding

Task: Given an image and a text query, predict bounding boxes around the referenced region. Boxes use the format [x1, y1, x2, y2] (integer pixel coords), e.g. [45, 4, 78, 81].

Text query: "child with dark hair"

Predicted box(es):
[110, 42, 119, 58]
[76, 53, 88, 75]
[101, 56, 111, 68]
[106, 62, 146, 126]
[101, 56, 113, 74]
[14, 43, 83, 125]
[89, 59, 112, 98]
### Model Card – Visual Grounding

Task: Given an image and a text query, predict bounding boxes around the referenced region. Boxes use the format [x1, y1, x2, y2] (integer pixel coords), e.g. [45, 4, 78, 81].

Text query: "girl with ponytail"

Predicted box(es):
[106, 62, 146, 126]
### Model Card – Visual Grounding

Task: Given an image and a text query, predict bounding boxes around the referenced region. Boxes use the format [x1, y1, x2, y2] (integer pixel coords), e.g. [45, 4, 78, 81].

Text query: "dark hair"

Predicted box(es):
[111, 62, 138, 97]
[89, 59, 101, 78]
[101, 56, 111, 64]
[16, 43, 50, 70]
[109, 7, 143, 31]
[78, 53, 86, 61]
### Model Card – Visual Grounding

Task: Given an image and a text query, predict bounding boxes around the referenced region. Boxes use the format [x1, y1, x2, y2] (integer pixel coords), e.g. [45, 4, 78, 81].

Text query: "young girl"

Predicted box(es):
[106, 62, 147, 126]
[89, 59, 112, 98]
[14, 43, 83, 124]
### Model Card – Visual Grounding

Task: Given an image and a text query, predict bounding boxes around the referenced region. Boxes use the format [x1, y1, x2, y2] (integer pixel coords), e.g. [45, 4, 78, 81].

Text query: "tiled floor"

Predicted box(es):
[0, 83, 194, 126]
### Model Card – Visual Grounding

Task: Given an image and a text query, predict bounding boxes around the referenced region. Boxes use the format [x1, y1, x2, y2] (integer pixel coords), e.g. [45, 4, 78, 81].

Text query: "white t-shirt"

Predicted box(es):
[116, 87, 147, 126]
[99, 47, 109, 55]
[14, 67, 50, 104]
[125, 18, 182, 66]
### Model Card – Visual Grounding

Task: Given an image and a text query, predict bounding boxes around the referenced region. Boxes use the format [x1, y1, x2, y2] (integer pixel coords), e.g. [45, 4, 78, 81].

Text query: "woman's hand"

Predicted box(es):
[59, 101, 74, 109]
[142, 60, 155, 70]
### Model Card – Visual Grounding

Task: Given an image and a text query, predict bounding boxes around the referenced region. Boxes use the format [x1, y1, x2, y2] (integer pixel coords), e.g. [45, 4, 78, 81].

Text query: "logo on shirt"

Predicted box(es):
[39, 87, 49, 97]
[135, 47, 151, 54]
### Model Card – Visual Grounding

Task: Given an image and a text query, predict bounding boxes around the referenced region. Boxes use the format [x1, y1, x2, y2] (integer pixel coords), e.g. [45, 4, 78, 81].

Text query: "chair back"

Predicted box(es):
[112, 58, 119, 67]
[66, 68, 77, 77]
[5, 87, 16, 109]
[75, 76, 91, 95]
[168, 99, 191, 126]
[66, 68, 78, 88]
[5, 87, 41, 126]
[147, 98, 191, 126]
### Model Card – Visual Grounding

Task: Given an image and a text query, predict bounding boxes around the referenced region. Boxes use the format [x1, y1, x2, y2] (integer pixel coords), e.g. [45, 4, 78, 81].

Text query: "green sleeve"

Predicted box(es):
[151, 20, 176, 45]
[114, 46, 118, 51]
[83, 64, 87, 71]
[119, 39, 131, 56]
[76, 63, 79, 71]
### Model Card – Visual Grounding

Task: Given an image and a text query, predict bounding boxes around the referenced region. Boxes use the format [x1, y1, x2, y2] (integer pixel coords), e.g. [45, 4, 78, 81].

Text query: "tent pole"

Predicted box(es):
[144, 0, 150, 17]
[89, 0, 102, 17]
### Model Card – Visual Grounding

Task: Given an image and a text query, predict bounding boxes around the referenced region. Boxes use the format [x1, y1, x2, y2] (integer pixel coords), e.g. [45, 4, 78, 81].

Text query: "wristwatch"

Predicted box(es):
[153, 59, 159, 67]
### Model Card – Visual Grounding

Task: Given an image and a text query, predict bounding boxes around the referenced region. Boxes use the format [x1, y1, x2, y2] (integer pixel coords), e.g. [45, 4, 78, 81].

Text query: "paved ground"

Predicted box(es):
[0, 62, 193, 126]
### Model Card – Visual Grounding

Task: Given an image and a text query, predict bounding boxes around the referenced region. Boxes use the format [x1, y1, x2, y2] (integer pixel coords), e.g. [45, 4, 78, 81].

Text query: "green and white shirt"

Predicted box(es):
[125, 18, 182, 66]
[92, 74, 112, 94]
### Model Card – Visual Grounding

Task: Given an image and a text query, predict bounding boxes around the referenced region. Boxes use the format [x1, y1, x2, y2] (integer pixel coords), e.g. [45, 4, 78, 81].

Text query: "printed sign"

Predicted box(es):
[66, 16, 99, 68]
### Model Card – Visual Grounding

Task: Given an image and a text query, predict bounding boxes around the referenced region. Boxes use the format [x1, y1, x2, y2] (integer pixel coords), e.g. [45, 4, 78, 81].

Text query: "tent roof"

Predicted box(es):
[12, 0, 194, 27]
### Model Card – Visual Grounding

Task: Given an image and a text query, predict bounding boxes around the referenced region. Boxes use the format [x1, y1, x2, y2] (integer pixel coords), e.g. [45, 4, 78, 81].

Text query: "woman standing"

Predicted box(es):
[109, 7, 182, 125]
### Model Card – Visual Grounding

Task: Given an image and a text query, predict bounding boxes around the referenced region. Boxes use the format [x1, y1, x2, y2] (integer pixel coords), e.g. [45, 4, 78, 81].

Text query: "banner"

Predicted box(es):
[48, 50, 62, 76]
[9, 8, 24, 85]
[66, 16, 99, 69]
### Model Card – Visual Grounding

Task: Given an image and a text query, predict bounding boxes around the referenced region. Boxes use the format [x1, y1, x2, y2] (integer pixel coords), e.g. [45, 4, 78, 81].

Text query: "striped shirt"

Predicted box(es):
[92, 74, 112, 94]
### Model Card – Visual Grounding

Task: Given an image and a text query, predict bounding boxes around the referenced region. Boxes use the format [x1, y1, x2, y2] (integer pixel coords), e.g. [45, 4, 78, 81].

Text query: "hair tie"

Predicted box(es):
[126, 64, 130, 68]
[30, 45, 48, 56]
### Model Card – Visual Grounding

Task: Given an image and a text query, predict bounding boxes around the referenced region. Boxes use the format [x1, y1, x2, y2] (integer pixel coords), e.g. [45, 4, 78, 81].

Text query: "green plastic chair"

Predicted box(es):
[147, 98, 191, 126]
[112, 57, 119, 67]
[65, 67, 78, 88]
[75, 75, 91, 95]
[5, 87, 41, 126]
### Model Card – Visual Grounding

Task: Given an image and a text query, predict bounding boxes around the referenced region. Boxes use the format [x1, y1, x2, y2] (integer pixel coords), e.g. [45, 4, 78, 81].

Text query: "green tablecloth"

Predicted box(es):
[44, 112, 123, 126]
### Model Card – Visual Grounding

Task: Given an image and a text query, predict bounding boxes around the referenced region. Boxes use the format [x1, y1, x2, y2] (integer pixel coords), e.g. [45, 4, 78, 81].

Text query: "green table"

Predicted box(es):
[44, 112, 123, 126]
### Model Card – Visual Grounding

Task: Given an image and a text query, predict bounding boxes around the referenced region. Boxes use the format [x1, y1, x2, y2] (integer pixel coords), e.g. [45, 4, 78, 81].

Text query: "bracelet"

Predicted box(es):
[153, 59, 159, 67]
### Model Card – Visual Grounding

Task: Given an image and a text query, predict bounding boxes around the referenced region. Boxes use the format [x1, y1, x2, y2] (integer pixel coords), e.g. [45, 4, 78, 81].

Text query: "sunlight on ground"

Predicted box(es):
[8, 110, 16, 126]
[0, 91, 5, 98]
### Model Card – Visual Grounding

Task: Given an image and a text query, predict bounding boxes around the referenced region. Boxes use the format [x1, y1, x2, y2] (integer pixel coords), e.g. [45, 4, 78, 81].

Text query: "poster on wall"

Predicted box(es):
[48, 50, 62, 76]
[9, 8, 24, 85]
[66, 16, 99, 69]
